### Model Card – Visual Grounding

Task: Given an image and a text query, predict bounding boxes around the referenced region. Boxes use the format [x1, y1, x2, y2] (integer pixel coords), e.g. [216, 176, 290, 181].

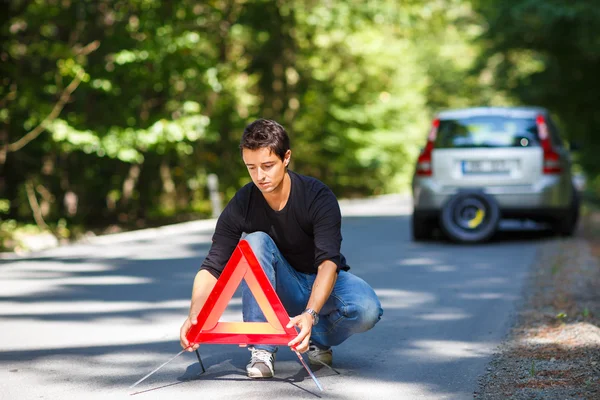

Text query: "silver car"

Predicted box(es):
[411, 106, 580, 243]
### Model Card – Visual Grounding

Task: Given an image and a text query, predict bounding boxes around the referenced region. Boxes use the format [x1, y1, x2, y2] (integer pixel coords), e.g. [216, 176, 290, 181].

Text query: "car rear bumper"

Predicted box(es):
[412, 175, 571, 211]
[413, 207, 570, 222]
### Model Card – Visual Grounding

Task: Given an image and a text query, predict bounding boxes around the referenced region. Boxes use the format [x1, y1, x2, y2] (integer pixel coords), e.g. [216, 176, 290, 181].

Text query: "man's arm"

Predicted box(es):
[179, 269, 218, 351]
[180, 190, 245, 350]
[287, 260, 338, 352]
[286, 184, 344, 352]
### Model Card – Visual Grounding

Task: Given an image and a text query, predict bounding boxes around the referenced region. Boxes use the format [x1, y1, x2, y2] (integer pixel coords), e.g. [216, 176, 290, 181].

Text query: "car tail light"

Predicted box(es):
[416, 119, 439, 177]
[536, 115, 561, 174]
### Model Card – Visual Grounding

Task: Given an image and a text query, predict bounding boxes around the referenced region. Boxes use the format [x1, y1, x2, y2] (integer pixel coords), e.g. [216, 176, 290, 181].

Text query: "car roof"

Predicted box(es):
[437, 106, 548, 120]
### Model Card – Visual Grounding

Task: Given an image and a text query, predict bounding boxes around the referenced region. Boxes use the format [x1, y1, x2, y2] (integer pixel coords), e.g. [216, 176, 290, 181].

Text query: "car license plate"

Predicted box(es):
[462, 160, 514, 174]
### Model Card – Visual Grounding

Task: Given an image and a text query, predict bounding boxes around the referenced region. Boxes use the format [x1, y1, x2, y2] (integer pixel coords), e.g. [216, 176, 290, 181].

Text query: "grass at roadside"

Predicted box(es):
[476, 203, 600, 399]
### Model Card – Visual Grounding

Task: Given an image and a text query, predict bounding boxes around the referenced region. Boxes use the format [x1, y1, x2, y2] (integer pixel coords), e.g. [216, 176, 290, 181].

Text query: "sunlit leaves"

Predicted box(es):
[1, 0, 496, 232]
[48, 113, 209, 162]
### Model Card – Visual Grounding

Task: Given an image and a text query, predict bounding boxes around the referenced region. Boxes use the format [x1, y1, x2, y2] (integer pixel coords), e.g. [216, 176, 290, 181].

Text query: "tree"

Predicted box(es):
[0, 0, 485, 247]
[472, 0, 600, 192]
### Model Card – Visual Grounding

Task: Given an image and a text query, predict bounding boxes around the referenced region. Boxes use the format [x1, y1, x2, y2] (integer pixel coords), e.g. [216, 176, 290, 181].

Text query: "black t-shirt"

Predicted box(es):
[199, 170, 349, 278]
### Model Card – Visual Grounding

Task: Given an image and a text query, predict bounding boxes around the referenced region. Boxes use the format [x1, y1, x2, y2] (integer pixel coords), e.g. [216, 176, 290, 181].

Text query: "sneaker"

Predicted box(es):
[307, 344, 333, 367]
[246, 347, 275, 378]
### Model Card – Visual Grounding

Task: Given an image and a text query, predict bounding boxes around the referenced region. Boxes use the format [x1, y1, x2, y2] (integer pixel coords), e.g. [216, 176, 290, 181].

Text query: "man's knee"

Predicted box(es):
[243, 231, 274, 257]
[355, 300, 383, 332]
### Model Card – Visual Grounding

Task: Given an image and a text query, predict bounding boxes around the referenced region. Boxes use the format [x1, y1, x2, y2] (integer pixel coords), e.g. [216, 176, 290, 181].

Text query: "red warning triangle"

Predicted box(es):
[186, 239, 297, 346]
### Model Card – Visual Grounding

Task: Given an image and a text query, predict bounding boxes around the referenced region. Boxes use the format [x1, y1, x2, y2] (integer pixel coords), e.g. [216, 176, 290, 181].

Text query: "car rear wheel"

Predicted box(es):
[440, 191, 500, 243]
[552, 189, 580, 236]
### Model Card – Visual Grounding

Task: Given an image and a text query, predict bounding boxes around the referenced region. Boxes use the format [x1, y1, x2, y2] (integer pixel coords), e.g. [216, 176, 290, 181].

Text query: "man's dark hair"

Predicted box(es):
[240, 119, 290, 161]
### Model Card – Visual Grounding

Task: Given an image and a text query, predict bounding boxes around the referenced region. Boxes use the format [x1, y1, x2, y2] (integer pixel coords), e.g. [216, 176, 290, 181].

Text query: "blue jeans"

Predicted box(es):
[241, 231, 383, 353]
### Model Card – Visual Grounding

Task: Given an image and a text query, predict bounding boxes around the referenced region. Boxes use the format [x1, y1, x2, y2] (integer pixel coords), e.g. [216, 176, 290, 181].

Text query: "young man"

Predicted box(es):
[180, 119, 383, 378]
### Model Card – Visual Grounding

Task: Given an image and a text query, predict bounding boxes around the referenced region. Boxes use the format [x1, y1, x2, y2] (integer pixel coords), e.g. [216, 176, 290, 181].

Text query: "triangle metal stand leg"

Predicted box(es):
[292, 349, 324, 392]
[195, 349, 206, 374]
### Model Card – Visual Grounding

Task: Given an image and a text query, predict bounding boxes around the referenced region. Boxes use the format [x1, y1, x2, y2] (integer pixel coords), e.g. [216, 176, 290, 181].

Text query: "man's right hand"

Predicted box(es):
[180, 315, 200, 351]
[181, 269, 218, 351]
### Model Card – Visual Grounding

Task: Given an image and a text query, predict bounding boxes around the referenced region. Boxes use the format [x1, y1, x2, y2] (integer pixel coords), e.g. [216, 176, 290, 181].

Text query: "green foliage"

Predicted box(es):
[0, 0, 485, 242]
[4, 0, 599, 251]
[582, 307, 591, 318]
[472, 0, 600, 194]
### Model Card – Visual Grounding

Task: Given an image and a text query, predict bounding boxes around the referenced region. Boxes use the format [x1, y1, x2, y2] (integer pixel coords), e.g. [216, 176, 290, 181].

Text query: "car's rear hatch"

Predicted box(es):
[431, 112, 543, 187]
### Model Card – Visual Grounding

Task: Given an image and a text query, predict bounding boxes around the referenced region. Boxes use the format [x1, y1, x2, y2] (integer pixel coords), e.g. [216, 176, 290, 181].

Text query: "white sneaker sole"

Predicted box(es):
[246, 367, 274, 379]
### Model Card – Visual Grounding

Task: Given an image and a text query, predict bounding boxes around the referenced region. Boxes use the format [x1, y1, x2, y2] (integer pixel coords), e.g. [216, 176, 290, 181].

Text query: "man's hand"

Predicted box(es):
[286, 312, 314, 353]
[181, 270, 217, 351]
[180, 315, 200, 352]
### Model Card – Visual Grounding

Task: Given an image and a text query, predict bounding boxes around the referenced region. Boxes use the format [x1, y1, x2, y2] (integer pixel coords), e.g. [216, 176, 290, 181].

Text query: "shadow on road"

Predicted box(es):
[0, 215, 559, 398]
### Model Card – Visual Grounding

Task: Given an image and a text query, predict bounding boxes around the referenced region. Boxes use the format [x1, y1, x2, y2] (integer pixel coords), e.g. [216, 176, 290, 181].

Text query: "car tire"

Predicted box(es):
[440, 191, 500, 243]
[411, 213, 435, 241]
[552, 188, 580, 237]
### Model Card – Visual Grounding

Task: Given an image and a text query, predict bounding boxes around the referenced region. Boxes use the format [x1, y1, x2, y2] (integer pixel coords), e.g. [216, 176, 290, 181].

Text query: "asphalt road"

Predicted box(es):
[0, 195, 549, 399]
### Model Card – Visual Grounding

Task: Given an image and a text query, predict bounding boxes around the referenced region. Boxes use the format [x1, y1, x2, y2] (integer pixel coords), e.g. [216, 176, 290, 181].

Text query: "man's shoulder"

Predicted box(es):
[227, 181, 256, 212]
[290, 170, 331, 193]
[290, 171, 337, 206]
[238, 180, 256, 194]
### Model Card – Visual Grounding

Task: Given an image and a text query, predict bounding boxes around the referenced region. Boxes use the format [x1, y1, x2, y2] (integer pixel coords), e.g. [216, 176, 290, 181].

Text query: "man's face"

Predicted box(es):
[242, 147, 291, 194]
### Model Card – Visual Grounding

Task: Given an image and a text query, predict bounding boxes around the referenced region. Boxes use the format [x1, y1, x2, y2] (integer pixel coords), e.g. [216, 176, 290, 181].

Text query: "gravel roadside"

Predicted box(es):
[476, 213, 600, 399]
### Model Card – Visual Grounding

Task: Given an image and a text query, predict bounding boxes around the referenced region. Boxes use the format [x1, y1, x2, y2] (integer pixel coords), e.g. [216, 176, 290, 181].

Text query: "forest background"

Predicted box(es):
[1, 0, 599, 250]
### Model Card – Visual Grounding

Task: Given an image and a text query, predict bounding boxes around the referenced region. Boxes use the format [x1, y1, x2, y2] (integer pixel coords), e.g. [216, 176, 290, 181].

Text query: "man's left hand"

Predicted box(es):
[286, 312, 314, 353]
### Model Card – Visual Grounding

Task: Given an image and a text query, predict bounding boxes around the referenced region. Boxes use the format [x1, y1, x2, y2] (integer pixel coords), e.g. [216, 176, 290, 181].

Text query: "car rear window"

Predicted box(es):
[435, 116, 540, 149]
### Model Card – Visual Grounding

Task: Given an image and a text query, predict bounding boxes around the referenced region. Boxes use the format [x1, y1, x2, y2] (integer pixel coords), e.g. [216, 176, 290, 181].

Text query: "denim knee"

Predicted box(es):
[354, 300, 383, 332]
[243, 231, 273, 258]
